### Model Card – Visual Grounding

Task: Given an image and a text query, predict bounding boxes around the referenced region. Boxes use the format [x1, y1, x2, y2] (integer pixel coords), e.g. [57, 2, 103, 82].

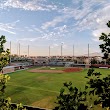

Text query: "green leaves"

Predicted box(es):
[99, 21, 110, 60]
[107, 21, 110, 27]
[54, 82, 88, 110]
[55, 68, 110, 110]
[0, 35, 11, 109]
[0, 35, 26, 110]
[0, 74, 11, 109]
[0, 35, 6, 53]
[85, 68, 110, 109]
[0, 35, 10, 72]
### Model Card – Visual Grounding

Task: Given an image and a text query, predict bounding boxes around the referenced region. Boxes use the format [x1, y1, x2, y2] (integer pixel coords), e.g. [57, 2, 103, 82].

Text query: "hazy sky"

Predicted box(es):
[0, 0, 110, 56]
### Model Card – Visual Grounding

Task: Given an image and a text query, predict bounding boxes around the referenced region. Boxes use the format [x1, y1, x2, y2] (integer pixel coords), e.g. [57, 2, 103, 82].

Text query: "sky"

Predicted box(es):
[0, 0, 110, 56]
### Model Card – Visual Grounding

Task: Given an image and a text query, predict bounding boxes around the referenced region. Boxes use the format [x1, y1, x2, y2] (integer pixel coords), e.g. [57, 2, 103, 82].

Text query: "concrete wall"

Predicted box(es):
[3, 66, 15, 74]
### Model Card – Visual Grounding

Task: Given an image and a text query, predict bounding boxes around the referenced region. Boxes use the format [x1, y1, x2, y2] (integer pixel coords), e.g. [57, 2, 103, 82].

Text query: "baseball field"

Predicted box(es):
[5, 67, 110, 109]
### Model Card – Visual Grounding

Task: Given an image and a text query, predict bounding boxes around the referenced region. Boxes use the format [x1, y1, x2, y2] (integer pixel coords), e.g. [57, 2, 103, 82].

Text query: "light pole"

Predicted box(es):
[88, 44, 90, 65]
[17, 41, 20, 56]
[19, 43, 20, 56]
[28, 45, 29, 57]
[49, 46, 50, 57]
[61, 43, 63, 57]
[9, 41, 11, 65]
[73, 44, 74, 61]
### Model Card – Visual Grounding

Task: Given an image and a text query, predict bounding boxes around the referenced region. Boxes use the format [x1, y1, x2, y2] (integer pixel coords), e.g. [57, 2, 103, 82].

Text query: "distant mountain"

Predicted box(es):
[83, 52, 103, 57]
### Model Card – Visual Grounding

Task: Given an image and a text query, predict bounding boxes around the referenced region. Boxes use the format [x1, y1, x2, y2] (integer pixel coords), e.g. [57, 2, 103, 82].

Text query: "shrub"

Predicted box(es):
[54, 68, 110, 110]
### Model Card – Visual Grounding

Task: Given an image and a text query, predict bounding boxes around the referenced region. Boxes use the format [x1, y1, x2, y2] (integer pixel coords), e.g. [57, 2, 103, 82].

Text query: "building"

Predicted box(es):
[34, 56, 49, 65]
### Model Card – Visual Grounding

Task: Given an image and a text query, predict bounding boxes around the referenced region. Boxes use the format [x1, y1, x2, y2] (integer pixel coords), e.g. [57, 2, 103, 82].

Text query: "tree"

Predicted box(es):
[54, 68, 110, 110]
[0, 35, 26, 110]
[85, 68, 110, 109]
[99, 21, 110, 60]
[54, 82, 88, 110]
[0, 35, 10, 108]
[54, 21, 110, 110]
[0, 35, 10, 72]
[90, 58, 98, 64]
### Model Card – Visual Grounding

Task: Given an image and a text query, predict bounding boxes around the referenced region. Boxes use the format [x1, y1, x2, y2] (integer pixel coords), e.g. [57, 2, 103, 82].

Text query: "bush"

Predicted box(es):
[54, 82, 88, 110]
[54, 68, 110, 110]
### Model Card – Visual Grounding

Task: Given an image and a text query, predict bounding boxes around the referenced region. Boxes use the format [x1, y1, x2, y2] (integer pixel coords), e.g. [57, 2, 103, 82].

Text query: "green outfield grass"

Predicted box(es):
[5, 67, 110, 109]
